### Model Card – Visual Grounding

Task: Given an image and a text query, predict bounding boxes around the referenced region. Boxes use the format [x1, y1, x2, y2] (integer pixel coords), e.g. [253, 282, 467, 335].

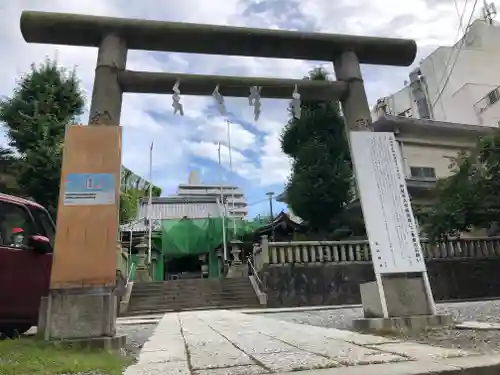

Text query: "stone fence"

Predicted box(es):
[253, 236, 500, 266]
[252, 236, 500, 308]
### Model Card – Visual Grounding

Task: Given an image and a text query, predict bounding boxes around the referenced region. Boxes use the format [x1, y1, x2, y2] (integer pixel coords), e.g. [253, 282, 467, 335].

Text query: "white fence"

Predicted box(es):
[253, 236, 500, 267]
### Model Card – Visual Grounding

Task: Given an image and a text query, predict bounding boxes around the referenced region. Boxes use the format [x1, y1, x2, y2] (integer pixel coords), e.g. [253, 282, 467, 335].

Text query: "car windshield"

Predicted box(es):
[28, 206, 56, 246]
[0, 201, 35, 247]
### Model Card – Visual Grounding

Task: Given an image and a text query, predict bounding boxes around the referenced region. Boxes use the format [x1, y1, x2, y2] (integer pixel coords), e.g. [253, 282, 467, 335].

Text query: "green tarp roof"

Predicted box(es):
[158, 217, 266, 257]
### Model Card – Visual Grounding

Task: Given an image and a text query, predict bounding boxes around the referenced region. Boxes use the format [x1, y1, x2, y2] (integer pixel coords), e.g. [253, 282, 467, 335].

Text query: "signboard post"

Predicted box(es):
[349, 131, 436, 318]
[38, 125, 122, 341]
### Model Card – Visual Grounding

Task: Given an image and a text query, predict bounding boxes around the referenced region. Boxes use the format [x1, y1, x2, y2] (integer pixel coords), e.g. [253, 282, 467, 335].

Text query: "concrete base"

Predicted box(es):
[119, 282, 134, 315]
[134, 266, 152, 282]
[249, 275, 267, 306]
[49, 334, 127, 351]
[353, 314, 453, 333]
[38, 287, 117, 340]
[360, 276, 432, 318]
[456, 321, 500, 330]
[227, 263, 248, 278]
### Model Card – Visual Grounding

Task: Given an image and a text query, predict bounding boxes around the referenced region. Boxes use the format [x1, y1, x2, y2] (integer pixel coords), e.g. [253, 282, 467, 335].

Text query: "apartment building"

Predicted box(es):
[175, 171, 248, 219]
[372, 19, 500, 128]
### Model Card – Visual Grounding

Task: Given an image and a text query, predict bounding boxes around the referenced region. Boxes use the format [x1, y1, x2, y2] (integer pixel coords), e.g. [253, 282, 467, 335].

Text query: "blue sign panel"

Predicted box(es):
[63, 173, 116, 206]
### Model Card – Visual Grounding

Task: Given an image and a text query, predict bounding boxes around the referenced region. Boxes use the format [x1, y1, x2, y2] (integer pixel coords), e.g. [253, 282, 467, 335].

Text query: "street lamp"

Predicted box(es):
[266, 191, 275, 220]
[266, 192, 275, 241]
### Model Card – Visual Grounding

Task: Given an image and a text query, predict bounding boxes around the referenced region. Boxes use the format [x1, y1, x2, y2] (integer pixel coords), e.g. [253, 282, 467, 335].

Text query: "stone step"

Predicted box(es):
[125, 278, 260, 316]
[132, 279, 252, 290]
[132, 280, 255, 294]
[128, 300, 260, 313]
[130, 292, 258, 302]
[123, 303, 263, 316]
[129, 292, 259, 303]
[131, 286, 255, 296]
[131, 282, 255, 292]
[129, 297, 259, 309]
[128, 299, 260, 310]
[134, 277, 250, 285]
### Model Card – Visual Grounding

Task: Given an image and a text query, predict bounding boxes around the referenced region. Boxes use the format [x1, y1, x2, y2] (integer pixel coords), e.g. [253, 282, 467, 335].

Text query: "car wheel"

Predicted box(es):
[0, 324, 31, 338]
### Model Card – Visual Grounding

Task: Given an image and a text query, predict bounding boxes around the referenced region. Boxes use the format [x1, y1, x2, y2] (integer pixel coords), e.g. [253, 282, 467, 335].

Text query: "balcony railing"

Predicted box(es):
[253, 236, 500, 267]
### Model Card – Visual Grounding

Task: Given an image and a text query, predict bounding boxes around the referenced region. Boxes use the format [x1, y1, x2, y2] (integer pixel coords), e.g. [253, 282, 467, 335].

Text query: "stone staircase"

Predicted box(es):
[123, 277, 262, 316]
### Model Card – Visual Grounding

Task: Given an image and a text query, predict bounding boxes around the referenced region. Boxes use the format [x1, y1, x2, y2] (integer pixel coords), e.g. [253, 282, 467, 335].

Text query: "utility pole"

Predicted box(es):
[226, 119, 236, 238]
[147, 141, 153, 265]
[482, 0, 497, 25]
[218, 143, 228, 262]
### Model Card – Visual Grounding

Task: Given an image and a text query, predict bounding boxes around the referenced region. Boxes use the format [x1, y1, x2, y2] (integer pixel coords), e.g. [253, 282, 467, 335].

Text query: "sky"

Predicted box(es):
[0, 0, 485, 218]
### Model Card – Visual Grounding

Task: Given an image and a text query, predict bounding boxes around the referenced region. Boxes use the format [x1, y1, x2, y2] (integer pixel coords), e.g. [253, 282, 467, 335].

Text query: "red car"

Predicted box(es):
[0, 193, 54, 337]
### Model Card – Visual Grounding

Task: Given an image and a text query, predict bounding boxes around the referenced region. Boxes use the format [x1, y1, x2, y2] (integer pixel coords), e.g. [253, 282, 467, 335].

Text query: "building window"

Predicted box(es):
[398, 109, 412, 117]
[409, 166, 436, 179]
[487, 89, 500, 106]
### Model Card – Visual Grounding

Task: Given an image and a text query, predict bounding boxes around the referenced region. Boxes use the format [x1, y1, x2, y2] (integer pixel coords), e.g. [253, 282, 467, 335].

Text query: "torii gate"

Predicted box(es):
[21, 11, 416, 342]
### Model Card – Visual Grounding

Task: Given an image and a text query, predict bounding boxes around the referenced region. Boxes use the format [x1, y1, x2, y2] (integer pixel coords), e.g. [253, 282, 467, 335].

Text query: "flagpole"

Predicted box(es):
[147, 141, 153, 265]
[218, 142, 228, 262]
[226, 119, 236, 238]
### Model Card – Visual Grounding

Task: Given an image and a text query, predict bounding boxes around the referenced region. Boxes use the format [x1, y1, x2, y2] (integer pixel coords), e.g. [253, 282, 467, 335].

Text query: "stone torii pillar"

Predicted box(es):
[88, 33, 127, 125]
[20, 11, 417, 343]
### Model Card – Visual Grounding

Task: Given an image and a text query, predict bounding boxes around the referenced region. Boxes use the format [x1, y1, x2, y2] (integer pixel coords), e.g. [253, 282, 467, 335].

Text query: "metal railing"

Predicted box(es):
[127, 262, 135, 286]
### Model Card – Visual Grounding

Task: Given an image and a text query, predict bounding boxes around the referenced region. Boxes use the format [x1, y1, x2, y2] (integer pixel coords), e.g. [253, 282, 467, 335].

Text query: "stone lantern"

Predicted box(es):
[134, 237, 152, 282]
[227, 240, 247, 278]
[230, 240, 243, 265]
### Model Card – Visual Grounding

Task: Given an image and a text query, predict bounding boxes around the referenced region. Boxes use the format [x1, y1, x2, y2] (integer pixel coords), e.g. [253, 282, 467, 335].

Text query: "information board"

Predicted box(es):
[63, 173, 116, 206]
[349, 132, 426, 274]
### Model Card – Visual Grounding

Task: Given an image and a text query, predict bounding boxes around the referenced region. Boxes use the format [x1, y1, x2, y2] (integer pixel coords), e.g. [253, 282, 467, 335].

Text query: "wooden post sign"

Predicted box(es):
[50, 125, 122, 289]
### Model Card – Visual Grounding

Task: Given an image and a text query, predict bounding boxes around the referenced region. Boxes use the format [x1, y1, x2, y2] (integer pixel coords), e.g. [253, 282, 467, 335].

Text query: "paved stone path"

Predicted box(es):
[261, 300, 500, 354]
[123, 310, 481, 375]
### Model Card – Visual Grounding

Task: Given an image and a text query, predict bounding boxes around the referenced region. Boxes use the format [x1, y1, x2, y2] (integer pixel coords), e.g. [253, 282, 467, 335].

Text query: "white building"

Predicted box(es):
[372, 18, 500, 128]
[176, 171, 248, 219]
[277, 115, 496, 212]
[373, 115, 495, 205]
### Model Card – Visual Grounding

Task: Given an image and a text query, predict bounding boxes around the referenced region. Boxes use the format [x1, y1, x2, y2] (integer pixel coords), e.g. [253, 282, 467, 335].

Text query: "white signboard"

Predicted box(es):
[349, 132, 426, 274]
[63, 173, 116, 206]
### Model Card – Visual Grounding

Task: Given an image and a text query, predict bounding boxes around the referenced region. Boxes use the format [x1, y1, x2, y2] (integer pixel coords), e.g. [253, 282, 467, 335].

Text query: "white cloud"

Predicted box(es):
[193, 117, 257, 152]
[0, 0, 490, 215]
[258, 132, 291, 185]
[184, 140, 260, 178]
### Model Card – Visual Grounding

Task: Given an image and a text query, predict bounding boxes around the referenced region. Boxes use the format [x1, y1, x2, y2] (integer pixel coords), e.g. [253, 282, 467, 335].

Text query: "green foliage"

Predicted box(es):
[119, 166, 162, 224]
[0, 59, 84, 216]
[252, 214, 272, 224]
[281, 67, 352, 232]
[0, 59, 159, 226]
[0, 337, 132, 375]
[421, 131, 500, 239]
[119, 190, 142, 224]
[0, 146, 19, 194]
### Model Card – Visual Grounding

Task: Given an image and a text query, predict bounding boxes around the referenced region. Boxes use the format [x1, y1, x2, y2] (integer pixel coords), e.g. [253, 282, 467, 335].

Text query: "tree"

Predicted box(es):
[119, 166, 162, 224]
[281, 67, 352, 233]
[0, 146, 19, 194]
[0, 59, 85, 216]
[420, 131, 500, 239]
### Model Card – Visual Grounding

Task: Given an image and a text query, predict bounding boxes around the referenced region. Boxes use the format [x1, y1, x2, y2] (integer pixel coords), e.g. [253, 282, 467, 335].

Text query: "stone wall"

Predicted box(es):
[261, 259, 500, 308]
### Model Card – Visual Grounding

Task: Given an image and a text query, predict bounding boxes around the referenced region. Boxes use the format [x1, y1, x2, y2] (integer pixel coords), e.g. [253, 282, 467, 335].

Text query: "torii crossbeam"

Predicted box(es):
[21, 11, 416, 127]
